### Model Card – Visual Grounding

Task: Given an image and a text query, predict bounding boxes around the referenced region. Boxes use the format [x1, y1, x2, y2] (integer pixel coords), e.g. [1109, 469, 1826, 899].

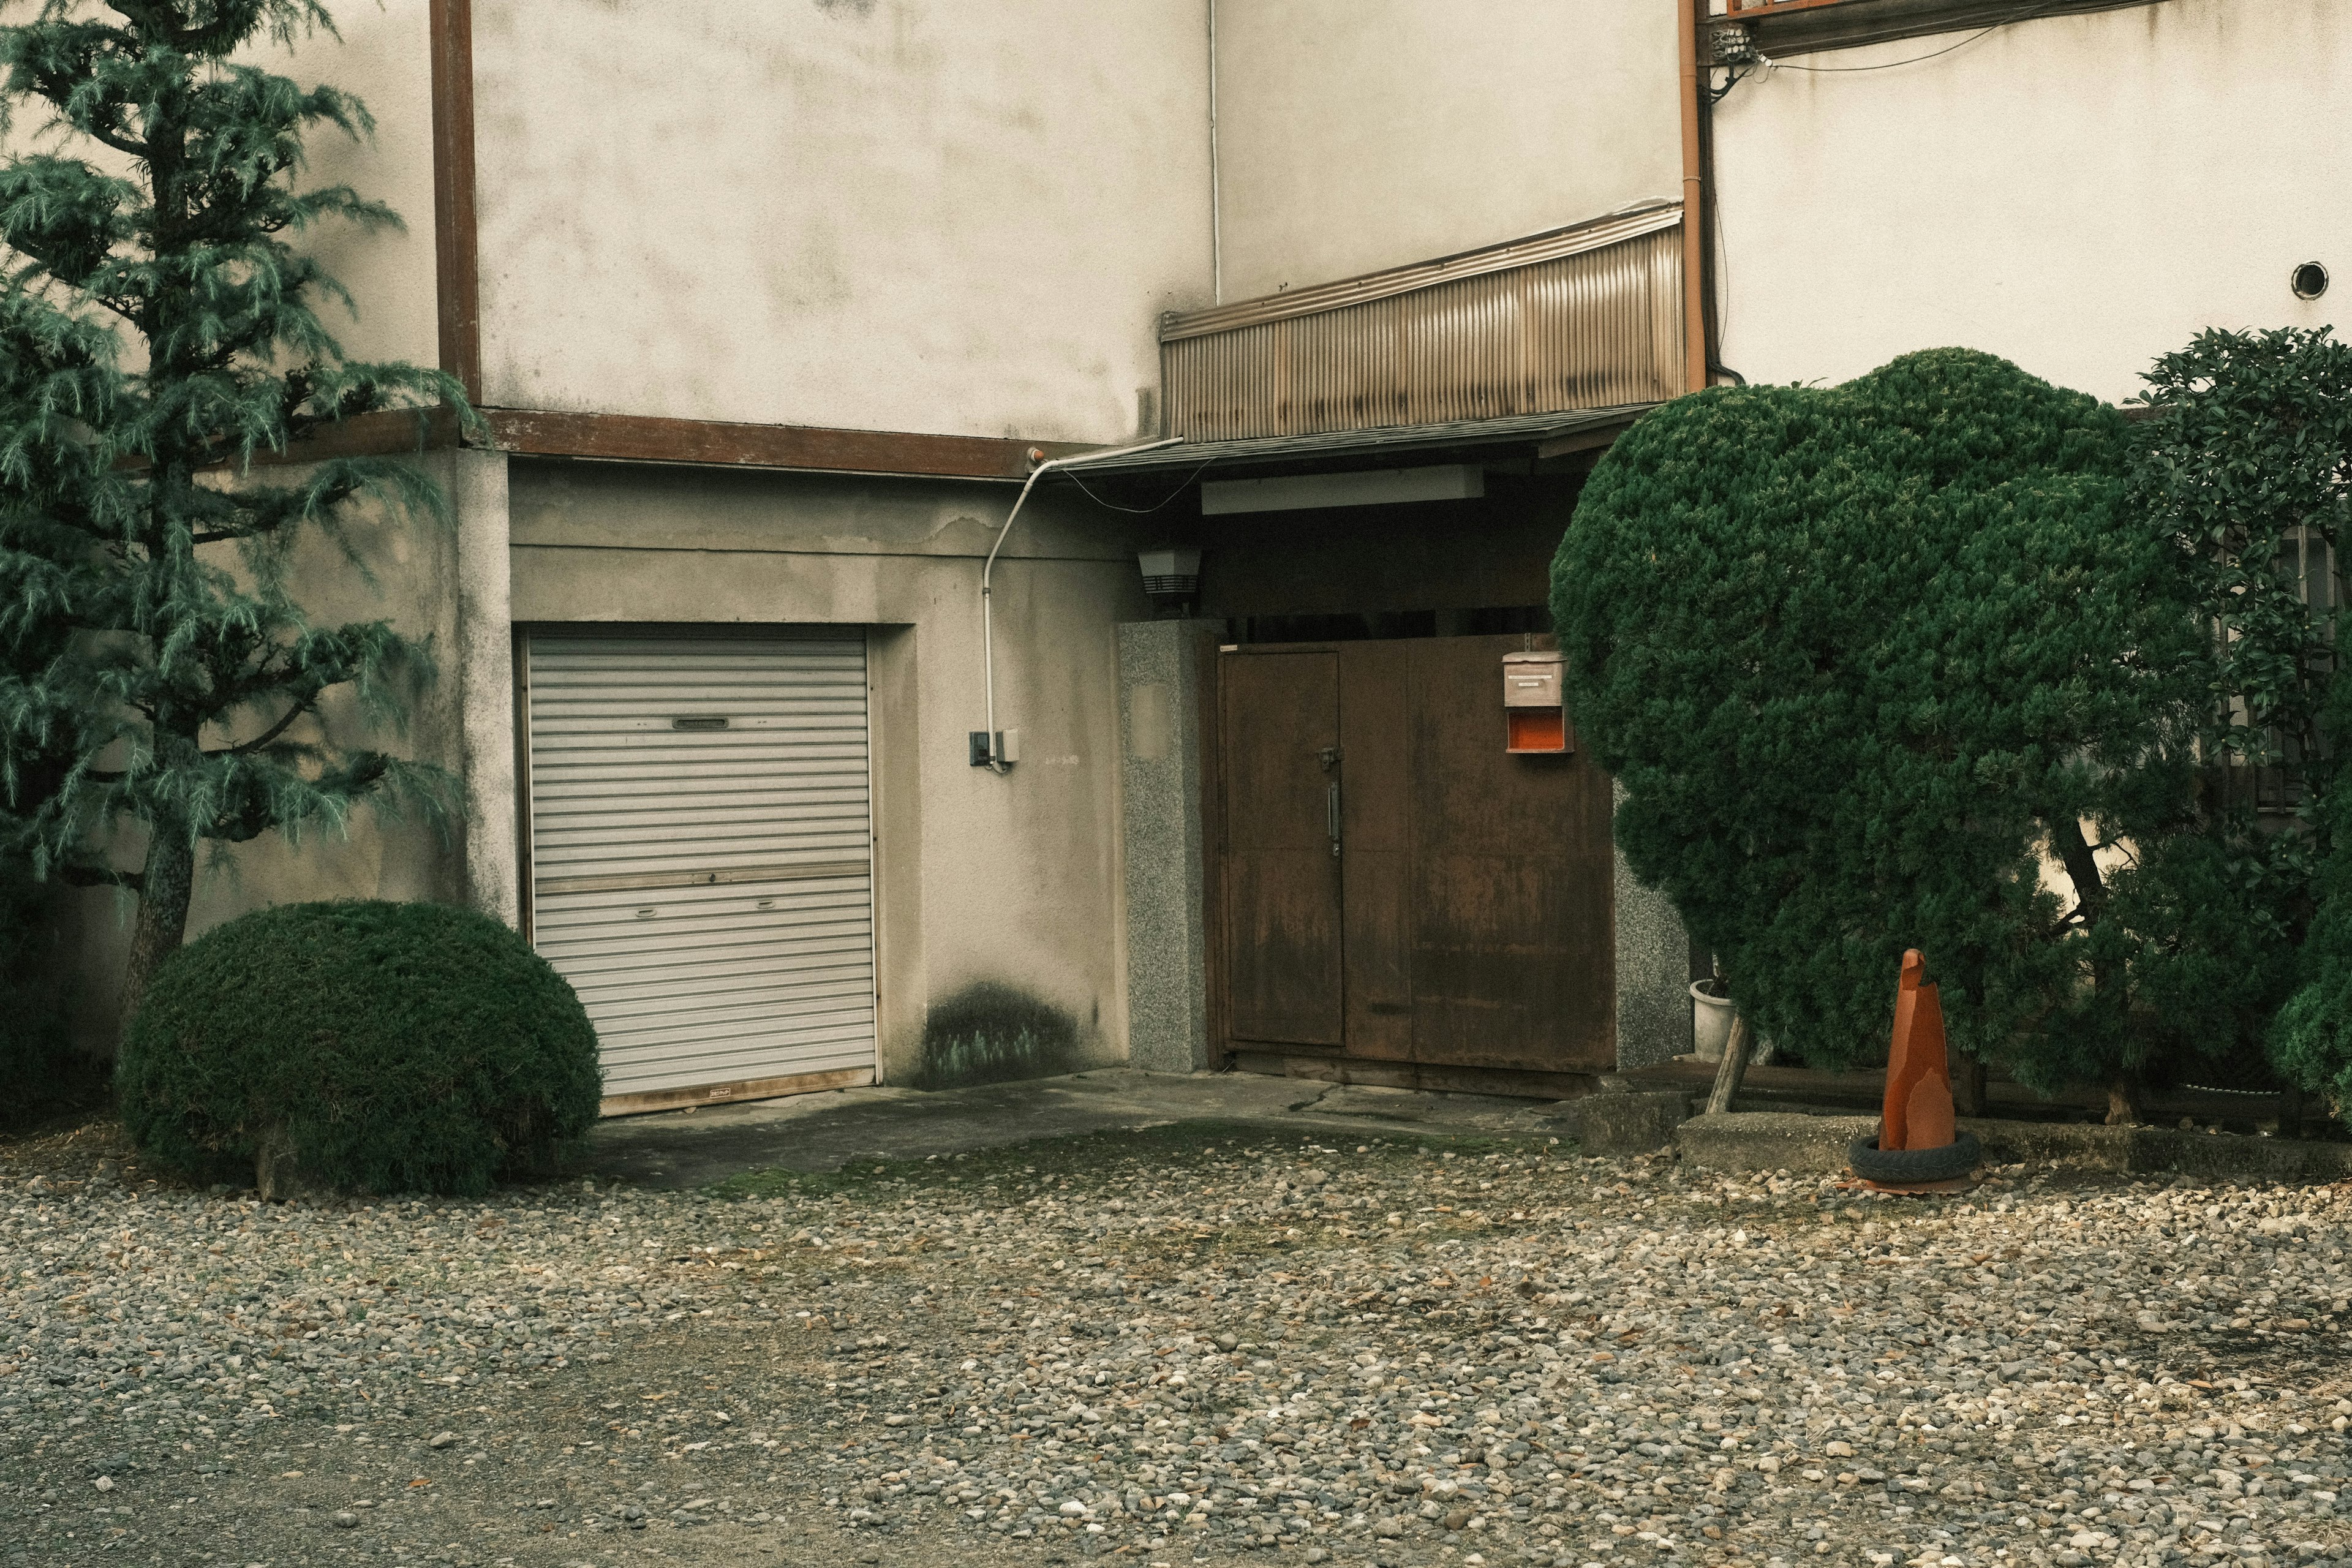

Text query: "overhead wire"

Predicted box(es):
[1060, 457, 1219, 515]
[1762, 0, 2068, 74]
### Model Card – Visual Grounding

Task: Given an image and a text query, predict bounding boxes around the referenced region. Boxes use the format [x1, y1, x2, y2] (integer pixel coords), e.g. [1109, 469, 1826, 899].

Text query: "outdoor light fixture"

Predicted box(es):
[1137, 546, 1203, 618]
[2293, 262, 2331, 301]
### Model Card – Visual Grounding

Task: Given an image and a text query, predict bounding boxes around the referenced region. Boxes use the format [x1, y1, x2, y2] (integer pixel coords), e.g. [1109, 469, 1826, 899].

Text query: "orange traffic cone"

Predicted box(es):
[1848, 950, 1981, 1191]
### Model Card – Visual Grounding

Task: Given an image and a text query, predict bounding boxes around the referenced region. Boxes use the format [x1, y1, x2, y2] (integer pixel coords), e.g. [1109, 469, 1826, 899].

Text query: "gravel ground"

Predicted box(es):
[4, 1113, 2351, 1568]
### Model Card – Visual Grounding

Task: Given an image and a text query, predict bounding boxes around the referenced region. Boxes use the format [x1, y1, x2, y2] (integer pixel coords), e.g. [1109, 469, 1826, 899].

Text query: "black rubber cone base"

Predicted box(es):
[1848, 1129, 1983, 1191]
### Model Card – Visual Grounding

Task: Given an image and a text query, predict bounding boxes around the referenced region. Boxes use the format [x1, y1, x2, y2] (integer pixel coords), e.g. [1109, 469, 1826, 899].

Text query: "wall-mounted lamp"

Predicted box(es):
[1137, 546, 1203, 619]
[2293, 262, 2330, 301]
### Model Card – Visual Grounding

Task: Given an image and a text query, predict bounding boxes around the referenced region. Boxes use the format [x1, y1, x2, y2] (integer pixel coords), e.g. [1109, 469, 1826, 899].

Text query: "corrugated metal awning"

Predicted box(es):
[1055, 404, 1658, 479]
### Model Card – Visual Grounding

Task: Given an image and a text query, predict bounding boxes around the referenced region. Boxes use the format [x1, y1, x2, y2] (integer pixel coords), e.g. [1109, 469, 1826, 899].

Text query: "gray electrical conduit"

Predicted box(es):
[979, 436, 1185, 774]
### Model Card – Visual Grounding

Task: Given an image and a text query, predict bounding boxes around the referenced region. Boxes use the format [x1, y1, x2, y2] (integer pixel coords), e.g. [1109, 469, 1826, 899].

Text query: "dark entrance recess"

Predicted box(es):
[1212, 635, 1618, 1086]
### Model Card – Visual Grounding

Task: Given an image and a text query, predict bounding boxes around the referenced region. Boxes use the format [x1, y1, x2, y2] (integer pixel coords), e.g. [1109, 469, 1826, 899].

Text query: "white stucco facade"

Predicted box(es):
[468, 0, 1215, 443]
[281, 0, 442, 372]
[1212, 0, 1684, 303]
[1709, 0, 2352, 401]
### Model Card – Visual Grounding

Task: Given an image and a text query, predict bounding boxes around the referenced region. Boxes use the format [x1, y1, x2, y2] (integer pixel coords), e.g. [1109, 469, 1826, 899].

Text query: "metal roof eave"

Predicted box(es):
[1052, 404, 1660, 481]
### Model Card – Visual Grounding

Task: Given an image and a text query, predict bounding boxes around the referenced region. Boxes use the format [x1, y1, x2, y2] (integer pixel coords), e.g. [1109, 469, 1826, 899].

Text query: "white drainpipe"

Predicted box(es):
[978, 437, 1185, 775]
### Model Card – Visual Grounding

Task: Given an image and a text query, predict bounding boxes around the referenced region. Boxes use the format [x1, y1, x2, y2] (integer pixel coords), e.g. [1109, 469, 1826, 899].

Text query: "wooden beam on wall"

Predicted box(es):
[480, 408, 1085, 481]
[428, 0, 483, 403]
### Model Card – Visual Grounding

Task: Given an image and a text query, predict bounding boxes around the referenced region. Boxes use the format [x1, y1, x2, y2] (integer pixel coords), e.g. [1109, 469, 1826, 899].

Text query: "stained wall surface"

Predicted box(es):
[279, 0, 442, 372]
[504, 462, 1152, 1088]
[469, 0, 1215, 442]
[1210, 0, 1683, 303]
[1710, 0, 2352, 402]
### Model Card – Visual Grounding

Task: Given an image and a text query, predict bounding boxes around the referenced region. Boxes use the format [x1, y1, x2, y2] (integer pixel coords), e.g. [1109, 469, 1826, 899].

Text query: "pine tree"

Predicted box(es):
[0, 1, 466, 1005]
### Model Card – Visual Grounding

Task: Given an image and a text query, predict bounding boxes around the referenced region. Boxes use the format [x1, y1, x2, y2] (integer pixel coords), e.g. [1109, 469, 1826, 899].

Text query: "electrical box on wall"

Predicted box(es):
[1503, 651, 1572, 754]
[968, 728, 1023, 768]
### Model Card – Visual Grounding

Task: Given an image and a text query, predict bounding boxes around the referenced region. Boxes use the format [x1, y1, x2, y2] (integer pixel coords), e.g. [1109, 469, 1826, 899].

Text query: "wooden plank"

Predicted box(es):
[428, 0, 482, 402]
[1338, 640, 1414, 1061]
[1219, 650, 1344, 1046]
[1406, 635, 1616, 1072]
[207, 406, 462, 472]
[482, 407, 1087, 480]
[1196, 632, 1232, 1068]
[599, 1065, 872, 1119]
[214, 401, 1096, 483]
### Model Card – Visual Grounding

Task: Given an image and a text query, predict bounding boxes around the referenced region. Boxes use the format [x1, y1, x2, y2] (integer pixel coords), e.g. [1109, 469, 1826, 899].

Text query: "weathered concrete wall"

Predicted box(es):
[1212, 0, 1681, 301]
[470, 0, 1214, 440]
[1117, 619, 1219, 1076]
[1712, 0, 2352, 402]
[277, 0, 442, 371]
[505, 461, 1152, 1089]
[58, 450, 498, 1053]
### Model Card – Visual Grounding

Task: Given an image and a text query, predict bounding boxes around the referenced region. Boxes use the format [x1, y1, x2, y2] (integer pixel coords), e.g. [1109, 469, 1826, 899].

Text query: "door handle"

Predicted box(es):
[1328, 778, 1341, 859]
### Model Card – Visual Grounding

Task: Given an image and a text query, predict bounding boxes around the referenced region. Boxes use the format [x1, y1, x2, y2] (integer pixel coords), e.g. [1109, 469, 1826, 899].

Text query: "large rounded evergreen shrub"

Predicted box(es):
[118, 900, 603, 1196]
[1551, 348, 2280, 1094]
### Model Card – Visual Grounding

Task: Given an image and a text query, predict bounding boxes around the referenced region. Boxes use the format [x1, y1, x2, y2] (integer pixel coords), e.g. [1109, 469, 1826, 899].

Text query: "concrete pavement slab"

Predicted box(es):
[586, 1068, 1568, 1187]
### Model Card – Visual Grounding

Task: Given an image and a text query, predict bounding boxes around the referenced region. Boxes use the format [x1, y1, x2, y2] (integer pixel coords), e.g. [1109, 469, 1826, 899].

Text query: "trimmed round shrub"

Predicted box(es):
[118, 900, 603, 1196]
[1551, 347, 2280, 1090]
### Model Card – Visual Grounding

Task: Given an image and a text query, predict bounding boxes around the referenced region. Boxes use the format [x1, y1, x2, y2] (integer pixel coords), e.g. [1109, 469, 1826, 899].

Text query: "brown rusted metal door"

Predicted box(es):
[1406, 635, 1616, 1071]
[1219, 650, 1344, 1045]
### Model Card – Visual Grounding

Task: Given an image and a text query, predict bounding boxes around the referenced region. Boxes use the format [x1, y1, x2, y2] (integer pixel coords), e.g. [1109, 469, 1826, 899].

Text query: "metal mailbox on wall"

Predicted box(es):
[1503, 650, 1572, 754]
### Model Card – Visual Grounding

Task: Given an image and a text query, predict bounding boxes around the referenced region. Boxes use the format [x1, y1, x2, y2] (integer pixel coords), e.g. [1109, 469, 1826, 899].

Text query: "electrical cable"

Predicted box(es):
[1060, 457, 1219, 516]
[1763, 0, 2067, 73]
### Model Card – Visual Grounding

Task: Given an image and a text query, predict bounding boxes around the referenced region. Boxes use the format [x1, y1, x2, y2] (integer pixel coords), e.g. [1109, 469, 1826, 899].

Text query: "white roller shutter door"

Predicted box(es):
[524, 635, 877, 1105]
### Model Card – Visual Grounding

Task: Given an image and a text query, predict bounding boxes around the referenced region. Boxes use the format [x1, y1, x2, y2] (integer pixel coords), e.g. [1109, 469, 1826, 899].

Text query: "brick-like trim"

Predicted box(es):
[428, 0, 482, 402]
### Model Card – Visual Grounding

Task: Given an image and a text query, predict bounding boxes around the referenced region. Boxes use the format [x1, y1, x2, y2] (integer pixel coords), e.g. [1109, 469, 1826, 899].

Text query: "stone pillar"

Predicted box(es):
[1117, 619, 1220, 1074]
[1613, 780, 1693, 1068]
[449, 449, 519, 927]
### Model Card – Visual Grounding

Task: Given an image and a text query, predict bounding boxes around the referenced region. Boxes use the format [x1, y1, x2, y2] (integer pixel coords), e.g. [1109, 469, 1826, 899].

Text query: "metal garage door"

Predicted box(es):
[524, 634, 877, 1111]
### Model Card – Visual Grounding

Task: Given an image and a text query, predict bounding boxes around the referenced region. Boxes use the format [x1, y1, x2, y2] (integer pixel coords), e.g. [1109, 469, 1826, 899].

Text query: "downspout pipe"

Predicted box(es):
[1676, 0, 1711, 397]
[978, 436, 1185, 775]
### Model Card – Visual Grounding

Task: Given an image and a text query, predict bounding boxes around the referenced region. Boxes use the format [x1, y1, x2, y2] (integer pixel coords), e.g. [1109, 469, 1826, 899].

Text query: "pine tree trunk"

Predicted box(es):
[122, 823, 195, 1012]
[2105, 1072, 2138, 1127]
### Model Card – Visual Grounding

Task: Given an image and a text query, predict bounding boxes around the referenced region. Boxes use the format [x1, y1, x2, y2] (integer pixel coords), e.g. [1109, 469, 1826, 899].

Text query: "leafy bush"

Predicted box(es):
[0, 849, 98, 1132]
[2133, 328, 2352, 1115]
[1551, 348, 2277, 1096]
[118, 901, 602, 1196]
[2271, 746, 2352, 1112]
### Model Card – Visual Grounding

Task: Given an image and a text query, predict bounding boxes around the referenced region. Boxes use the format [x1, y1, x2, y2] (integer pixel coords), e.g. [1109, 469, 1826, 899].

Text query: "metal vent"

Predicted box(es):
[1161, 205, 1686, 443]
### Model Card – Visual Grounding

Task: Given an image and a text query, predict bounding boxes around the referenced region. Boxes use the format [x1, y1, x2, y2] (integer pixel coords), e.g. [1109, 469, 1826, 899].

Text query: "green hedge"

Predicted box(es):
[1551, 348, 2275, 1091]
[118, 900, 603, 1196]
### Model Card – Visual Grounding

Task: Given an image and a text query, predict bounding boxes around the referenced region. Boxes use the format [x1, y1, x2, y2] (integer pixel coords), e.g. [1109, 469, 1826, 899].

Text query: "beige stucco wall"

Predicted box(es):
[1711, 0, 2352, 402]
[1212, 0, 1682, 302]
[505, 462, 1150, 1088]
[281, 0, 442, 372]
[470, 1, 1214, 442]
